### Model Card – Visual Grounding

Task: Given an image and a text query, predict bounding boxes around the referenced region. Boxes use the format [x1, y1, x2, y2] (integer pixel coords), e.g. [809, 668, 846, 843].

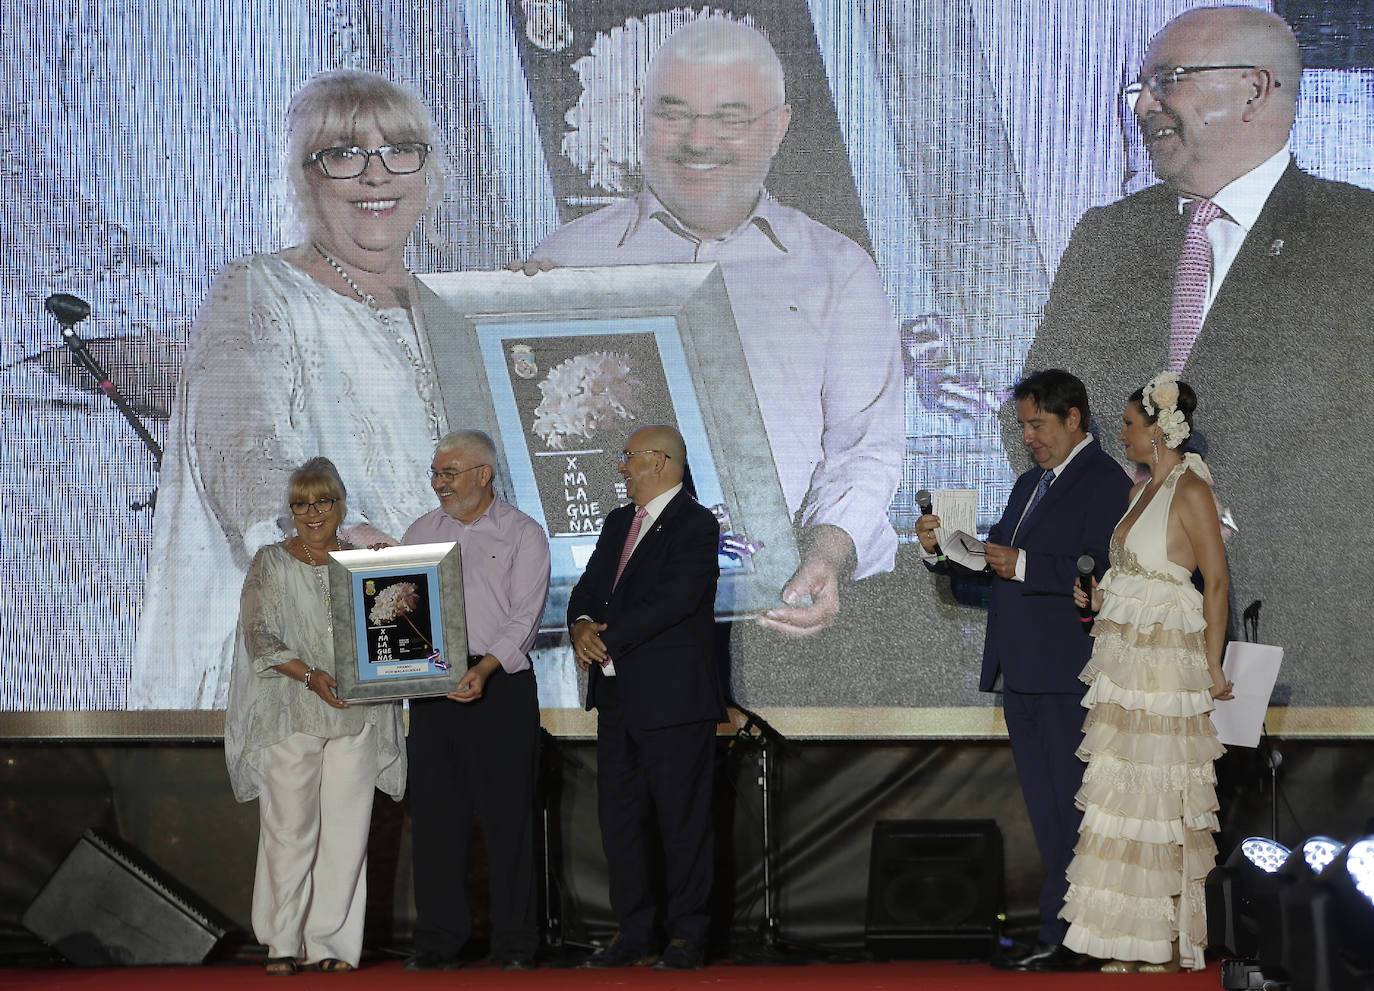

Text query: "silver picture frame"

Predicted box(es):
[418, 263, 801, 629]
[327, 542, 468, 703]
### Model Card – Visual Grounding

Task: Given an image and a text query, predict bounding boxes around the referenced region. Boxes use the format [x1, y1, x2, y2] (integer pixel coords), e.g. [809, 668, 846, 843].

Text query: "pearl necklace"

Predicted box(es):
[313, 243, 441, 441]
[300, 537, 343, 633]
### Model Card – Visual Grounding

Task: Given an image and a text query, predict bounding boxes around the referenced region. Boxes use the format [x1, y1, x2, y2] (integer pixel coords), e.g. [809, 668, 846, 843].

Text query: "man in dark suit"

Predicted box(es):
[1020, 6, 1374, 695]
[568, 424, 725, 971]
[920, 370, 1130, 971]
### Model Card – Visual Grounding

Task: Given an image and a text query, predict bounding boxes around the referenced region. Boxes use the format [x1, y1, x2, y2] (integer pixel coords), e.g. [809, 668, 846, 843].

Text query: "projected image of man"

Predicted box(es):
[1020, 5, 1374, 676]
[530, 17, 902, 639]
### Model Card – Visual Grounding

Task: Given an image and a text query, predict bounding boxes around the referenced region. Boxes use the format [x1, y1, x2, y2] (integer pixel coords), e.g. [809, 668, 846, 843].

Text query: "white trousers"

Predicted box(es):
[252, 726, 375, 966]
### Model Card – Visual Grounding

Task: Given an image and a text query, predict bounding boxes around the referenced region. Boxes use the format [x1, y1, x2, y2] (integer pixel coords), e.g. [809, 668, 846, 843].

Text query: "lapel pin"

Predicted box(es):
[1268, 238, 1284, 257]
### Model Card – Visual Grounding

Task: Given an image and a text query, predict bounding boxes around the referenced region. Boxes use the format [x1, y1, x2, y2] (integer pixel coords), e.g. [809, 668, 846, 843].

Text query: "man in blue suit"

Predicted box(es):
[919, 369, 1130, 971]
[568, 424, 725, 972]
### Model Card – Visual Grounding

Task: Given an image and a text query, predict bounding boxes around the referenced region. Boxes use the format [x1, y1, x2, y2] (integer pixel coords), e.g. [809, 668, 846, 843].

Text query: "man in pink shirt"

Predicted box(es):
[402, 430, 551, 971]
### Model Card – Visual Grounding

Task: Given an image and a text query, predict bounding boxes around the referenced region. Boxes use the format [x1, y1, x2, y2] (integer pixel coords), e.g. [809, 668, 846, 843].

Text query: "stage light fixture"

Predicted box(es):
[1242, 837, 1291, 873]
[1283, 835, 1374, 991]
[1254, 838, 1347, 982]
[1306, 837, 1346, 875]
[1207, 837, 1291, 959]
[1347, 839, 1374, 904]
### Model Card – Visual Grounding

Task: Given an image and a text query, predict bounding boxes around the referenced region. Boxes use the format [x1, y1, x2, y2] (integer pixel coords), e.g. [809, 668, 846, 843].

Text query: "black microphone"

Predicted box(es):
[915, 488, 944, 561]
[44, 290, 164, 473]
[1076, 555, 1096, 629]
[45, 293, 92, 329]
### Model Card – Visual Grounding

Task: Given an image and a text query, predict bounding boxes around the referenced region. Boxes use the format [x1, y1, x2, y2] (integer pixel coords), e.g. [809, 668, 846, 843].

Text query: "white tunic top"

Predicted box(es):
[128, 253, 445, 709]
[224, 542, 406, 802]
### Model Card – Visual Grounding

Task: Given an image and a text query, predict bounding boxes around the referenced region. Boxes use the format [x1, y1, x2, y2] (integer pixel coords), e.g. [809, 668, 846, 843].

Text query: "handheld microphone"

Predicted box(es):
[915, 489, 944, 561]
[1076, 555, 1096, 629]
[45, 293, 92, 330]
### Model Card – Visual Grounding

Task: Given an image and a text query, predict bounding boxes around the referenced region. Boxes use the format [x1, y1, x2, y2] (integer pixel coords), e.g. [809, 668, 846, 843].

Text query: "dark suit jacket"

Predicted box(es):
[567, 489, 725, 729]
[1019, 162, 1374, 696]
[977, 438, 1130, 695]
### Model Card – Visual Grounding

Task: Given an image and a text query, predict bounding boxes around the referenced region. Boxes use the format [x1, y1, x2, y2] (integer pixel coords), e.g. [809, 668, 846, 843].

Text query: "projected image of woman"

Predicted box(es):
[129, 71, 448, 708]
[1061, 373, 1232, 973]
[224, 457, 405, 975]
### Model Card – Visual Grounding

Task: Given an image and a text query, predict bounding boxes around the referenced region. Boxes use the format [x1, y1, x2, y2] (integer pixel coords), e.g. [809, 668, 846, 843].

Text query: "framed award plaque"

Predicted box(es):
[326, 542, 468, 702]
[420, 263, 800, 630]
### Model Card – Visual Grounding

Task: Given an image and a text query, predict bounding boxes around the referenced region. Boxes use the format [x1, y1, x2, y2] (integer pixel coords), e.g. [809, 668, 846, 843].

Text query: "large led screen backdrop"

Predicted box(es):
[2, 0, 1372, 732]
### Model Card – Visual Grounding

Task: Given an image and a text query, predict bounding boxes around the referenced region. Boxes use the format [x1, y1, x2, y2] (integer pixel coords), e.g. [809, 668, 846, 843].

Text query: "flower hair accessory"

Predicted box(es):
[1141, 371, 1190, 449]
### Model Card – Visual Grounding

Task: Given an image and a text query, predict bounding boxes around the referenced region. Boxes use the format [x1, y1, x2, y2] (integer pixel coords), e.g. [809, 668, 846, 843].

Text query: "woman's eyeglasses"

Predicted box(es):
[304, 142, 430, 179]
[289, 497, 339, 516]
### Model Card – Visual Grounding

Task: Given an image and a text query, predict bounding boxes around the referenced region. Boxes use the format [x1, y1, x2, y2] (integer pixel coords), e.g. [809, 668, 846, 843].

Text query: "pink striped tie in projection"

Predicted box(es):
[1167, 199, 1222, 373]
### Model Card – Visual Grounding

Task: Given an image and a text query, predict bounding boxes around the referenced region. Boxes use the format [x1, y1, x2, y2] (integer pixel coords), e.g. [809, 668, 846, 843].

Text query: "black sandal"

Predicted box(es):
[314, 958, 355, 973]
[265, 956, 297, 976]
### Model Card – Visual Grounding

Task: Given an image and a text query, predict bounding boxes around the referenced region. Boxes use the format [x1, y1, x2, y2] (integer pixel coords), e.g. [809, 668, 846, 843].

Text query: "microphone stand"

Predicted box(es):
[536, 728, 597, 957]
[46, 294, 161, 509]
[1243, 601, 1282, 842]
[726, 704, 806, 962]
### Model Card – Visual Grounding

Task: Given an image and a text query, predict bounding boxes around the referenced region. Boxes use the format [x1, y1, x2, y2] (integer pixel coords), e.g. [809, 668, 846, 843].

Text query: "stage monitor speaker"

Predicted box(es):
[864, 818, 1003, 960]
[22, 828, 236, 966]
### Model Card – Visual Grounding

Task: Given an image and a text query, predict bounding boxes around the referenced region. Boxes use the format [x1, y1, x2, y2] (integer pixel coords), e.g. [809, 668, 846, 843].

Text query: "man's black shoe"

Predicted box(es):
[403, 951, 461, 971]
[580, 934, 657, 968]
[653, 938, 704, 971]
[991, 940, 1095, 972]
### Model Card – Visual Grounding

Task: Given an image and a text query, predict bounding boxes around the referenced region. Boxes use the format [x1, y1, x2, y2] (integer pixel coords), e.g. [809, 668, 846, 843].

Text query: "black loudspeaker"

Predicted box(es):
[22, 828, 235, 966]
[864, 819, 1004, 960]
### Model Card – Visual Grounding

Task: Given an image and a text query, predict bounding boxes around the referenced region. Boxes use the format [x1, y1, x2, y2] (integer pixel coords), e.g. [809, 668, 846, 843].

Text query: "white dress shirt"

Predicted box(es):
[1184, 143, 1290, 322]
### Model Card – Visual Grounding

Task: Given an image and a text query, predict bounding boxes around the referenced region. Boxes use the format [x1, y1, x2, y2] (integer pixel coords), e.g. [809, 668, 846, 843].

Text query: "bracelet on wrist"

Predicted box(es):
[304, 667, 316, 690]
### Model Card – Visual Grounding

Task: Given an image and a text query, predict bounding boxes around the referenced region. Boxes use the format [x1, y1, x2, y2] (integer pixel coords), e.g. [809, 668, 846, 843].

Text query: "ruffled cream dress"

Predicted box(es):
[1060, 454, 1224, 971]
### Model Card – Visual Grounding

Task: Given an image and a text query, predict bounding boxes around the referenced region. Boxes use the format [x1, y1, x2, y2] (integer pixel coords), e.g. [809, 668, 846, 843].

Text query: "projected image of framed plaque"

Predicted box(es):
[326, 543, 467, 702]
[420, 264, 799, 629]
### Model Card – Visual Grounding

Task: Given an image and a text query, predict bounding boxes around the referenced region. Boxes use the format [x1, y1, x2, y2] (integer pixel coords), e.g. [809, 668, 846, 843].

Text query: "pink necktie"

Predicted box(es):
[613, 507, 648, 588]
[1167, 199, 1222, 373]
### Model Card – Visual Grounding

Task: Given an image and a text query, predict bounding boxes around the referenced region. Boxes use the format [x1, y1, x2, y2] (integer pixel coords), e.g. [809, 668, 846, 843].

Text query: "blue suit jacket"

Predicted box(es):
[980, 437, 1130, 695]
[567, 489, 725, 729]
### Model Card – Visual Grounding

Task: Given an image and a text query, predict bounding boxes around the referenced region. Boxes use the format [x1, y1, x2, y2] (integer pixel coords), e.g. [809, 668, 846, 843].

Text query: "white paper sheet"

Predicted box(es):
[1209, 641, 1283, 748]
[941, 529, 988, 572]
[930, 488, 979, 540]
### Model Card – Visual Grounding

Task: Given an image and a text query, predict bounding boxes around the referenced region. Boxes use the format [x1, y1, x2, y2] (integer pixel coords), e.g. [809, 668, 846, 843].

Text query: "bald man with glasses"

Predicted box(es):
[568, 424, 725, 971]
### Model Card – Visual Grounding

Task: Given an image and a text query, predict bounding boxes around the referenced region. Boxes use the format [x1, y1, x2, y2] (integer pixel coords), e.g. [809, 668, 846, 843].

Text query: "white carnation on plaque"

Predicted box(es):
[368, 582, 419, 626]
[532, 351, 644, 449]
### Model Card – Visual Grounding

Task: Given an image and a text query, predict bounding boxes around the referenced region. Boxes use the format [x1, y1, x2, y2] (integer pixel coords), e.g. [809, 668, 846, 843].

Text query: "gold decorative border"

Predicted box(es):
[3, 706, 1373, 741]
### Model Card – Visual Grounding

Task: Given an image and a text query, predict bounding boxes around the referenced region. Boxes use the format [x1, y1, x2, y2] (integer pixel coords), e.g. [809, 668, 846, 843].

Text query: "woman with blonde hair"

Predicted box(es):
[131, 70, 449, 709]
[225, 457, 405, 975]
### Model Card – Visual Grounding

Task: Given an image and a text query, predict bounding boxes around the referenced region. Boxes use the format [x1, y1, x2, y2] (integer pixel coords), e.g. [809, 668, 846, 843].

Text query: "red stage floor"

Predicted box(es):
[0, 960, 1225, 990]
